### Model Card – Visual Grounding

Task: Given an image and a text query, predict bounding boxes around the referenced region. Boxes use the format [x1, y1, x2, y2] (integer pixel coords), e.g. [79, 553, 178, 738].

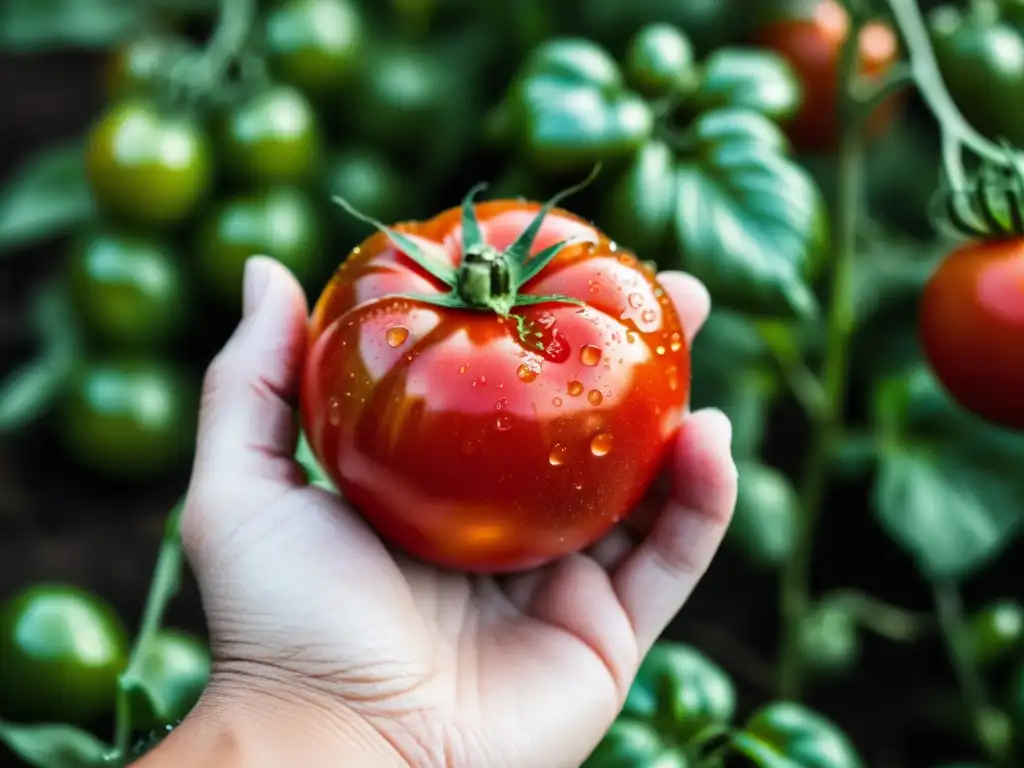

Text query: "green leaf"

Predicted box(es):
[507, 38, 654, 174]
[673, 109, 827, 319]
[693, 48, 803, 125]
[873, 441, 1024, 582]
[582, 719, 687, 768]
[0, 0, 141, 50]
[851, 231, 950, 325]
[622, 23, 697, 99]
[515, 240, 577, 286]
[0, 143, 95, 253]
[0, 721, 111, 768]
[623, 642, 736, 744]
[727, 461, 799, 569]
[601, 140, 677, 259]
[731, 702, 863, 768]
[295, 431, 336, 491]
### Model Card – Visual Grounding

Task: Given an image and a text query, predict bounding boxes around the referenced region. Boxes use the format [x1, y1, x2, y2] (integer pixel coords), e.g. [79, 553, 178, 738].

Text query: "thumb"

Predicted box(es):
[190, 256, 310, 494]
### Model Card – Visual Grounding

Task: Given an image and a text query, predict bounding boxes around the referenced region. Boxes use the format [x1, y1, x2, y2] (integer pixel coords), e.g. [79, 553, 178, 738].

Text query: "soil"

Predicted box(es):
[0, 49, 1014, 768]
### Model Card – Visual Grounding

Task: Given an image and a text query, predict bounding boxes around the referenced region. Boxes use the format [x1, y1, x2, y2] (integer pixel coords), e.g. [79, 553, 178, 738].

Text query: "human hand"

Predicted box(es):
[140, 256, 738, 768]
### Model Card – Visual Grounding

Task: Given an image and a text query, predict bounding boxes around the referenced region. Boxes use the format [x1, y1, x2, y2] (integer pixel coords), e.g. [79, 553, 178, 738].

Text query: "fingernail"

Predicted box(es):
[242, 256, 272, 317]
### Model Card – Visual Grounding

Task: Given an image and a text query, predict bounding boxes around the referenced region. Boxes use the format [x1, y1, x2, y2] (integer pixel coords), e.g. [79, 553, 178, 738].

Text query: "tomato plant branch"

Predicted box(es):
[829, 589, 934, 642]
[778, 11, 864, 701]
[886, 0, 1020, 190]
[112, 502, 186, 765]
[933, 581, 1008, 765]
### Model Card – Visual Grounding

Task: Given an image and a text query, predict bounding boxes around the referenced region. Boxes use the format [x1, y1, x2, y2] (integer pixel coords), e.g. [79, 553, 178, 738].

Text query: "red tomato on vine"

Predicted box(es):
[300, 179, 692, 573]
[753, 0, 901, 151]
[919, 239, 1024, 431]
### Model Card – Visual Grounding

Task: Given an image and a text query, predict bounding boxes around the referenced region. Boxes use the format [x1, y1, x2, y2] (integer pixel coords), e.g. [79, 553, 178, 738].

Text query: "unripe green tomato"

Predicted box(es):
[85, 100, 213, 227]
[130, 630, 212, 730]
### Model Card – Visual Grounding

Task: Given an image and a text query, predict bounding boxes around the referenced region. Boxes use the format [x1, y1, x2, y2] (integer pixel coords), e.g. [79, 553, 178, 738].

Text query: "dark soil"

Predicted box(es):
[0, 50, 1011, 768]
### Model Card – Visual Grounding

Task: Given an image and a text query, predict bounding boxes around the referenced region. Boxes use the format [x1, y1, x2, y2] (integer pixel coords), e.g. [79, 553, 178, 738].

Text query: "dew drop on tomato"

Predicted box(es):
[516, 362, 540, 383]
[627, 292, 643, 309]
[590, 432, 613, 457]
[495, 413, 512, 431]
[641, 308, 657, 324]
[655, 345, 666, 355]
[580, 345, 602, 366]
[567, 380, 584, 396]
[549, 443, 568, 466]
[587, 390, 603, 406]
[552, 397, 563, 407]
[327, 396, 342, 426]
[385, 326, 409, 347]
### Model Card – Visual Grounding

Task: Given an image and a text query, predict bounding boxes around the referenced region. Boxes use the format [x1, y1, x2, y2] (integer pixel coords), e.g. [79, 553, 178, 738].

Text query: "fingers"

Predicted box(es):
[658, 271, 711, 344]
[190, 257, 310, 494]
[611, 408, 737, 655]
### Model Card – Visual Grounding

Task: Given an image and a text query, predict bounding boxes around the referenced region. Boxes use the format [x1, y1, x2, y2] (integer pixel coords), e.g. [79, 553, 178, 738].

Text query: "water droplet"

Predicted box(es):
[625, 331, 637, 344]
[573, 480, 584, 491]
[587, 390, 603, 406]
[327, 397, 342, 426]
[590, 432, 613, 457]
[670, 333, 683, 352]
[668, 366, 680, 391]
[496, 413, 512, 431]
[617, 252, 636, 267]
[480, 374, 487, 385]
[567, 380, 584, 397]
[655, 345, 666, 355]
[548, 443, 568, 466]
[640, 260, 657, 277]
[589, 282, 600, 294]
[580, 345, 602, 366]
[628, 292, 643, 309]
[495, 396, 508, 410]
[386, 326, 409, 347]
[459, 364, 468, 374]
[552, 397, 563, 407]
[516, 362, 540, 383]
[641, 308, 657, 324]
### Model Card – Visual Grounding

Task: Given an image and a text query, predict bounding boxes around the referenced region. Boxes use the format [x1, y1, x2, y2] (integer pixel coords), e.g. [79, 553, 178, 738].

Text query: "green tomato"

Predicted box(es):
[623, 24, 696, 98]
[798, 600, 861, 678]
[0, 584, 128, 726]
[131, 630, 211, 731]
[219, 85, 322, 187]
[65, 228, 188, 350]
[85, 100, 213, 227]
[195, 186, 325, 307]
[322, 148, 419, 250]
[929, 4, 1024, 146]
[966, 600, 1024, 670]
[263, 0, 365, 100]
[56, 358, 199, 480]
[732, 701, 863, 768]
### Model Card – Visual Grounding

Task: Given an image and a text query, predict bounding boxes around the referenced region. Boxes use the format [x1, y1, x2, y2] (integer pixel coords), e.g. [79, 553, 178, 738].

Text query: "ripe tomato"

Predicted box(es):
[919, 239, 1024, 431]
[0, 584, 128, 726]
[301, 193, 691, 573]
[753, 0, 900, 151]
[85, 100, 212, 227]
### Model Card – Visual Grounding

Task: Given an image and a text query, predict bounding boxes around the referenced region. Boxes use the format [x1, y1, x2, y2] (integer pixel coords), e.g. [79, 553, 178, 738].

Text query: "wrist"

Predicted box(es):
[134, 666, 410, 768]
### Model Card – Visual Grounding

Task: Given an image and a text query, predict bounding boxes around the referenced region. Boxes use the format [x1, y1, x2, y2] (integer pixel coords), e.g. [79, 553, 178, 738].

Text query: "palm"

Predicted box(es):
[183, 259, 736, 768]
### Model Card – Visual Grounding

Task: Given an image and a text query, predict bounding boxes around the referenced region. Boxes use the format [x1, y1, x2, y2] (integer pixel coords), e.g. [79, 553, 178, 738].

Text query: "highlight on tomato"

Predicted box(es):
[300, 171, 692, 573]
[918, 238, 1024, 431]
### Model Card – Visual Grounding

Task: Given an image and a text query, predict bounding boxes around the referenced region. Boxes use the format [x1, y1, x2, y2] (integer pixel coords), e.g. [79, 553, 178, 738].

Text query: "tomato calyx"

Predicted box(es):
[332, 166, 603, 343]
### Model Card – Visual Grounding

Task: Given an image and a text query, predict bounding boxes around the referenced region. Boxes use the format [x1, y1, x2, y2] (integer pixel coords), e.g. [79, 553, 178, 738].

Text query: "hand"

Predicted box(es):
[145, 257, 738, 768]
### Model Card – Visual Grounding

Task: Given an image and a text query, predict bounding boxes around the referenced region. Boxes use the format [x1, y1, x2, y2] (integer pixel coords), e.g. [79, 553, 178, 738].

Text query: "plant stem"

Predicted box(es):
[933, 582, 1006, 765]
[112, 503, 186, 764]
[778, 12, 864, 701]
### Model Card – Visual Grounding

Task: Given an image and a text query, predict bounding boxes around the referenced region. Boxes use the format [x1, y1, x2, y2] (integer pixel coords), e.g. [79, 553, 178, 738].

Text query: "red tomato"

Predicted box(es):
[753, 0, 901, 151]
[919, 239, 1024, 431]
[300, 199, 691, 572]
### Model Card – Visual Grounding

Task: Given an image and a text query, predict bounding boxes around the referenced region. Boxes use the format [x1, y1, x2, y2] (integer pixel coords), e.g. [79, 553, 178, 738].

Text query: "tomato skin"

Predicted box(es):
[85, 100, 213, 227]
[0, 584, 128, 726]
[753, 0, 900, 151]
[218, 85, 322, 187]
[919, 239, 1024, 431]
[301, 202, 690, 573]
[66, 228, 188, 350]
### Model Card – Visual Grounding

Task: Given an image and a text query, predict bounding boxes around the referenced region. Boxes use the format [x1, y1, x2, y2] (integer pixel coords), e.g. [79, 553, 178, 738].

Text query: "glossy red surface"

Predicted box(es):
[301, 201, 692, 572]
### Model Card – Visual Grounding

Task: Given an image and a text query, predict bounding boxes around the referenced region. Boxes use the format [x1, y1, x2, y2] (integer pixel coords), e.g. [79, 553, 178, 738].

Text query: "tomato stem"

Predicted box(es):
[778, 7, 864, 703]
[457, 247, 514, 308]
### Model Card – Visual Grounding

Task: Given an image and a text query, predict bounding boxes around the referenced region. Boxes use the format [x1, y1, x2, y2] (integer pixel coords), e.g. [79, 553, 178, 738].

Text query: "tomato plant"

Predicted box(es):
[0, 585, 128, 726]
[301, 185, 691, 572]
[753, 0, 901, 151]
[918, 239, 1024, 431]
[84, 100, 212, 227]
